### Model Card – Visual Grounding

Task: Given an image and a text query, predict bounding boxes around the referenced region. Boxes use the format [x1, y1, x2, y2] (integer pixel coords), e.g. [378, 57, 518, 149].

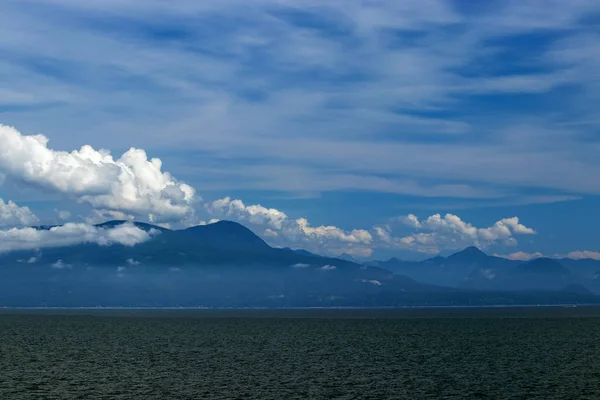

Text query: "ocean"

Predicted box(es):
[1, 307, 599, 399]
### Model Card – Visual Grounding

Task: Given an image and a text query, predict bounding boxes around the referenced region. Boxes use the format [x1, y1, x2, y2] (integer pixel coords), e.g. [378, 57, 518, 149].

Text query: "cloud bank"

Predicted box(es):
[0, 125, 196, 223]
[378, 213, 536, 254]
[208, 197, 373, 256]
[0, 222, 155, 253]
[0, 124, 541, 257]
[560, 251, 600, 261]
[208, 198, 536, 256]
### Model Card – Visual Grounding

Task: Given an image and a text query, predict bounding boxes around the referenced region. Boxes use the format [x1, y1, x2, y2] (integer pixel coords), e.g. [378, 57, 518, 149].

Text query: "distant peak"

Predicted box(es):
[209, 220, 254, 231]
[185, 220, 248, 232]
[448, 246, 488, 261]
[212, 220, 241, 226]
[463, 246, 485, 254]
[181, 220, 271, 250]
[381, 257, 403, 265]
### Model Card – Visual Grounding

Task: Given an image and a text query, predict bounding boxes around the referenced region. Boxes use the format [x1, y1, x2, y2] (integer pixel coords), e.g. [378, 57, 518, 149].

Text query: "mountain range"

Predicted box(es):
[0, 221, 598, 307]
[367, 246, 600, 294]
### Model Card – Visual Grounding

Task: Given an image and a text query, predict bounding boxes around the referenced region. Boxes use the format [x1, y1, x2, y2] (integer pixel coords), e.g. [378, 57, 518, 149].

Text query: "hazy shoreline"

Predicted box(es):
[3, 305, 600, 319]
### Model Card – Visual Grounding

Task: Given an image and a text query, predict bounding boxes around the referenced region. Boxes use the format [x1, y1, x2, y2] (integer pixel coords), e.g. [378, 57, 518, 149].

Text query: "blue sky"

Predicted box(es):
[1, 0, 600, 260]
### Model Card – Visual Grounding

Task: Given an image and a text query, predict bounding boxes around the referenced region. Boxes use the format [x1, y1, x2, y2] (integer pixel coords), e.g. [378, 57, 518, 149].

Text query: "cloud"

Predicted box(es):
[379, 213, 536, 253]
[500, 250, 600, 261]
[291, 263, 310, 268]
[54, 209, 71, 221]
[399, 214, 421, 228]
[208, 197, 373, 255]
[0, 198, 39, 227]
[497, 217, 536, 235]
[0, 222, 155, 253]
[263, 228, 278, 237]
[126, 258, 140, 266]
[52, 259, 71, 269]
[0, 1, 598, 258]
[320, 265, 337, 271]
[361, 279, 382, 286]
[495, 251, 544, 261]
[295, 218, 373, 245]
[84, 209, 135, 224]
[0, 125, 196, 223]
[374, 225, 417, 249]
[1, 1, 599, 204]
[210, 197, 287, 230]
[560, 250, 600, 260]
[208, 197, 537, 255]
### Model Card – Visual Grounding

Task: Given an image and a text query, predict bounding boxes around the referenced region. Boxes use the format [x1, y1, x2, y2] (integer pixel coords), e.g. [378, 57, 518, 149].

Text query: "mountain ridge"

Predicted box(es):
[0, 220, 597, 307]
[368, 247, 600, 294]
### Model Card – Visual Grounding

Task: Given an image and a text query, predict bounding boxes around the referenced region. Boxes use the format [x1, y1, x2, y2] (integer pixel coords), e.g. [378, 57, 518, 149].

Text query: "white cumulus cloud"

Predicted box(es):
[0, 222, 155, 253]
[207, 197, 373, 256]
[263, 228, 278, 237]
[54, 209, 72, 221]
[210, 197, 287, 229]
[379, 213, 536, 253]
[0, 198, 39, 227]
[295, 218, 373, 245]
[0, 125, 196, 223]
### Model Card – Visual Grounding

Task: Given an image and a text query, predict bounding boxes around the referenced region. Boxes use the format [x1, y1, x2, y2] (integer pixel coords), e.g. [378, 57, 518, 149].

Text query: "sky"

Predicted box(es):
[0, 0, 600, 261]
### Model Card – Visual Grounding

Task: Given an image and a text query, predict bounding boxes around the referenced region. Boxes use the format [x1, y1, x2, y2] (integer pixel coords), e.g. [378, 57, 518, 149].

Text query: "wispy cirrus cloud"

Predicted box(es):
[0, 0, 599, 202]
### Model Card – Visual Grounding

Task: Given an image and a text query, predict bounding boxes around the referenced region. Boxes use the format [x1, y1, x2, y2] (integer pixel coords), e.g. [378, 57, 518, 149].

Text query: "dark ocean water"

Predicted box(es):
[1, 308, 600, 399]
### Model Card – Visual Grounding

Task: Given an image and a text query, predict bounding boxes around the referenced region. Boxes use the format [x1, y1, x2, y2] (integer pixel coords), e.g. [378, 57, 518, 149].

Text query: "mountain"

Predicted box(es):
[0, 221, 598, 307]
[446, 246, 490, 263]
[0, 220, 429, 307]
[369, 247, 517, 288]
[518, 258, 570, 275]
[281, 247, 323, 258]
[561, 283, 593, 296]
[369, 248, 600, 294]
[338, 253, 356, 262]
[378, 257, 404, 269]
[557, 258, 600, 280]
[465, 257, 572, 292]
